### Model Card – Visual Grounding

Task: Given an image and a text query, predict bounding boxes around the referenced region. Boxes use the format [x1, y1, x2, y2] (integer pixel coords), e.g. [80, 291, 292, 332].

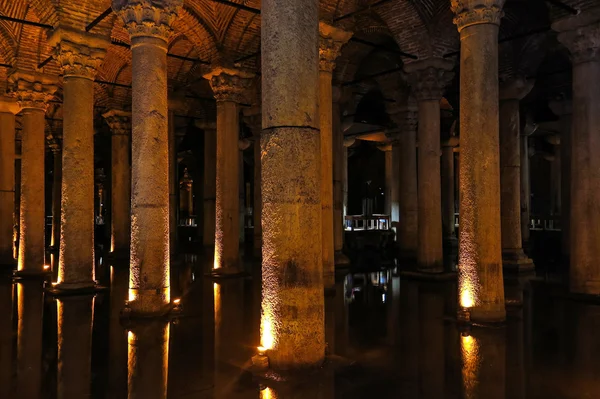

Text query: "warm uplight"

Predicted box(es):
[128, 290, 137, 302]
[43, 265, 50, 270]
[173, 298, 180, 305]
[260, 315, 275, 350]
[458, 262, 478, 309]
[260, 387, 277, 399]
[460, 288, 474, 308]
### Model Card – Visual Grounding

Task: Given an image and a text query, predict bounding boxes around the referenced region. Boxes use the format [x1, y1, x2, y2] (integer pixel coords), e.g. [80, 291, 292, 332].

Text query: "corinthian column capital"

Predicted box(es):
[389, 104, 419, 134]
[553, 8, 600, 65]
[112, 0, 182, 40]
[451, 0, 505, 32]
[404, 58, 454, 101]
[499, 77, 534, 101]
[203, 66, 255, 103]
[319, 22, 352, 73]
[8, 71, 58, 111]
[103, 109, 132, 136]
[48, 28, 109, 79]
[0, 95, 21, 114]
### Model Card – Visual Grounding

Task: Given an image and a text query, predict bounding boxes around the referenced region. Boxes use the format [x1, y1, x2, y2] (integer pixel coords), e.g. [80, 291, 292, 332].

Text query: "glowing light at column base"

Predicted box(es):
[458, 262, 479, 309]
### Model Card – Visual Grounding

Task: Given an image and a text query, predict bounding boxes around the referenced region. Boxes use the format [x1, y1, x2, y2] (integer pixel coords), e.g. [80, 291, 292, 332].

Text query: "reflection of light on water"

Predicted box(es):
[260, 386, 277, 399]
[461, 334, 480, 398]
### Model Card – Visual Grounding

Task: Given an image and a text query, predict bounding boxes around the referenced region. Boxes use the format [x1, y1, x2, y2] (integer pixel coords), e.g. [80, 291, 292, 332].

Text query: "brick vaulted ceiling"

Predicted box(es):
[0, 0, 598, 123]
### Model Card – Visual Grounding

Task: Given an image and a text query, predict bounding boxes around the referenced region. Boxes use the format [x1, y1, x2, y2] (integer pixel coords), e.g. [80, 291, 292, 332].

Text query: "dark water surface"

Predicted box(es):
[1, 251, 600, 399]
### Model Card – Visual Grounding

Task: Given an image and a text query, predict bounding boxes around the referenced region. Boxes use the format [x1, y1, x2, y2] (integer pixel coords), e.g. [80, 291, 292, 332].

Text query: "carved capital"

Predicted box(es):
[0, 96, 21, 114]
[319, 22, 352, 73]
[499, 77, 534, 101]
[194, 120, 216, 132]
[103, 109, 132, 136]
[343, 137, 356, 148]
[180, 167, 192, 190]
[553, 9, 600, 65]
[8, 71, 58, 111]
[451, 0, 505, 32]
[405, 59, 454, 101]
[390, 105, 418, 134]
[112, 0, 182, 41]
[203, 66, 254, 103]
[243, 106, 262, 137]
[48, 28, 108, 79]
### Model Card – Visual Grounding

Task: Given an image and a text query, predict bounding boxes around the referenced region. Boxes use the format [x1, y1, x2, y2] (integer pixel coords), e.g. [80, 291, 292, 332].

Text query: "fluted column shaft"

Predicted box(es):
[452, 0, 506, 322]
[499, 78, 534, 272]
[113, 0, 183, 314]
[261, 0, 324, 368]
[553, 9, 600, 294]
[0, 99, 19, 267]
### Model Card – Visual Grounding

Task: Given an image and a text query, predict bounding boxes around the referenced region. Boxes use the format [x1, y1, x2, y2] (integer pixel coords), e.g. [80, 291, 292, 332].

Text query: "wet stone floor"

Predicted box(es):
[1, 251, 600, 399]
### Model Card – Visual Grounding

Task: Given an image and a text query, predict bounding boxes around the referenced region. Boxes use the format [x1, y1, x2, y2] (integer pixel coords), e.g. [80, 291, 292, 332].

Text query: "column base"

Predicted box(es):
[569, 280, 600, 297]
[468, 305, 506, 325]
[334, 251, 350, 268]
[502, 249, 535, 273]
[209, 267, 247, 279]
[399, 269, 457, 281]
[123, 288, 172, 318]
[13, 268, 52, 280]
[47, 281, 104, 296]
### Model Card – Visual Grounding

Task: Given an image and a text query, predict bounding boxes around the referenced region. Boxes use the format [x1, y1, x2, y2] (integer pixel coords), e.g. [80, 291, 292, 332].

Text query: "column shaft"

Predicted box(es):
[214, 100, 240, 273]
[453, 4, 506, 322]
[520, 135, 531, 242]
[384, 148, 393, 217]
[333, 104, 345, 259]
[0, 112, 16, 266]
[112, 132, 130, 258]
[129, 36, 170, 313]
[18, 109, 47, 273]
[390, 143, 401, 231]
[203, 127, 216, 246]
[441, 145, 455, 241]
[560, 114, 572, 258]
[253, 133, 262, 257]
[397, 129, 418, 257]
[168, 110, 178, 255]
[261, 0, 324, 368]
[51, 147, 62, 250]
[417, 100, 443, 271]
[58, 76, 96, 289]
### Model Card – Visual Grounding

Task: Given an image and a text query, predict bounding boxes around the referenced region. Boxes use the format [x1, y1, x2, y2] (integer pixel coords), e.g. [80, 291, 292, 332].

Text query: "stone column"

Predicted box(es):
[168, 97, 187, 255]
[520, 130, 532, 243]
[441, 136, 458, 244]
[239, 138, 251, 245]
[451, 0, 506, 322]
[203, 67, 253, 276]
[549, 100, 572, 259]
[0, 97, 19, 268]
[342, 137, 355, 221]
[113, 0, 182, 315]
[49, 138, 62, 253]
[49, 30, 108, 291]
[553, 9, 600, 295]
[103, 110, 131, 260]
[243, 109, 262, 258]
[261, 0, 324, 368]
[197, 121, 217, 247]
[499, 78, 534, 272]
[9, 71, 57, 276]
[546, 134, 561, 215]
[319, 22, 352, 287]
[378, 143, 393, 217]
[333, 92, 350, 266]
[390, 105, 418, 260]
[406, 59, 454, 273]
[179, 168, 193, 217]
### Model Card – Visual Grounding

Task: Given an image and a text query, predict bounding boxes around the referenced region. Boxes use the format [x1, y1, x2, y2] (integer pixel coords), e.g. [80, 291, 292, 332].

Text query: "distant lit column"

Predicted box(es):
[553, 10, 600, 295]
[378, 143, 393, 217]
[197, 122, 217, 247]
[452, 0, 506, 322]
[520, 131, 532, 243]
[10, 71, 58, 276]
[103, 110, 132, 260]
[113, 0, 182, 314]
[168, 97, 187, 255]
[406, 59, 454, 273]
[0, 97, 20, 268]
[499, 78, 534, 272]
[342, 137, 355, 224]
[239, 138, 251, 245]
[319, 21, 352, 287]
[49, 138, 62, 253]
[203, 67, 253, 276]
[179, 168, 193, 218]
[243, 109, 262, 258]
[261, 0, 325, 368]
[57, 295, 94, 399]
[441, 137, 458, 244]
[546, 134, 561, 215]
[333, 91, 350, 266]
[391, 106, 418, 259]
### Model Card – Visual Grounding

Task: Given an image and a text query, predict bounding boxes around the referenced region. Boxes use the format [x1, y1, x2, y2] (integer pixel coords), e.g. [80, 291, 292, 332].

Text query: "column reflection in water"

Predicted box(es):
[333, 277, 350, 357]
[461, 326, 506, 399]
[506, 307, 526, 399]
[16, 281, 44, 399]
[127, 321, 170, 399]
[0, 277, 13, 398]
[398, 279, 419, 397]
[419, 282, 445, 399]
[108, 264, 129, 399]
[56, 295, 94, 399]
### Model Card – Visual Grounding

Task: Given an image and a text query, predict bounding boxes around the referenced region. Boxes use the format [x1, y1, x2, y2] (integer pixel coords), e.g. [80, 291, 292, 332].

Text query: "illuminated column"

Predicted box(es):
[56, 295, 94, 399]
[197, 122, 217, 247]
[452, 0, 506, 322]
[239, 138, 251, 245]
[547, 135, 561, 215]
[49, 138, 62, 252]
[10, 71, 57, 276]
[49, 31, 107, 291]
[442, 137, 458, 244]
[261, 0, 325, 368]
[103, 110, 132, 260]
[113, 0, 182, 314]
[319, 22, 352, 287]
[549, 100, 572, 259]
[203, 67, 253, 275]
[0, 97, 19, 268]
[333, 92, 349, 265]
[342, 137, 355, 222]
[390, 105, 418, 259]
[553, 10, 600, 295]
[406, 59, 454, 273]
[378, 143, 393, 217]
[499, 78, 534, 272]
[243, 109, 262, 258]
[127, 321, 170, 399]
[16, 281, 44, 398]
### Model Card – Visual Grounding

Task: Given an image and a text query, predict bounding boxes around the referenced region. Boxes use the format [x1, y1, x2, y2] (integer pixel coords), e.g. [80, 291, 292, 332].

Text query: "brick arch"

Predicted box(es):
[173, 7, 220, 62]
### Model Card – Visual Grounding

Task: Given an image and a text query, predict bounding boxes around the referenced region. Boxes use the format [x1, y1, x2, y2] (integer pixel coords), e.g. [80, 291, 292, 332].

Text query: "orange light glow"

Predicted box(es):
[260, 387, 277, 399]
[260, 314, 275, 351]
[43, 265, 50, 270]
[460, 287, 474, 308]
[173, 298, 180, 305]
[458, 261, 478, 309]
[128, 290, 137, 302]
[461, 334, 480, 398]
